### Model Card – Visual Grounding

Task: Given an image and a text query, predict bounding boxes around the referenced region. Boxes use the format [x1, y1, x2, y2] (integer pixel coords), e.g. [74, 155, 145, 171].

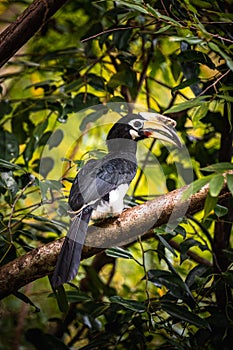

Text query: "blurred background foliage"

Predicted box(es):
[0, 0, 233, 349]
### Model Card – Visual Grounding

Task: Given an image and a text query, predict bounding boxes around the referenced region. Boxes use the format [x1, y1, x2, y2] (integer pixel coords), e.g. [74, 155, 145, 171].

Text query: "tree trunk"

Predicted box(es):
[0, 0, 69, 68]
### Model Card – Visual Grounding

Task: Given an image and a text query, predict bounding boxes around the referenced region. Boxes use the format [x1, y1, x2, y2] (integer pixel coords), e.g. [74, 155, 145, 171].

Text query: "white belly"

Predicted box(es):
[91, 183, 129, 220]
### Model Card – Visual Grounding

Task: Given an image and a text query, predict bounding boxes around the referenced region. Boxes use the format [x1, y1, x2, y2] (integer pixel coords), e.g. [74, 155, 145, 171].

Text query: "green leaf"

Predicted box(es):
[110, 296, 145, 312]
[38, 131, 53, 147]
[156, 234, 178, 257]
[201, 162, 233, 173]
[0, 130, 19, 161]
[204, 192, 218, 219]
[25, 79, 56, 90]
[161, 302, 210, 329]
[23, 136, 36, 164]
[26, 213, 66, 230]
[13, 291, 40, 312]
[209, 174, 224, 197]
[108, 69, 137, 89]
[222, 271, 233, 288]
[185, 265, 211, 289]
[83, 265, 116, 299]
[73, 93, 100, 112]
[154, 24, 172, 34]
[117, 0, 148, 14]
[208, 42, 233, 72]
[159, 253, 181, 277]
[147, 270, 194, 302]
[113, 28, 132, 51]
[106, 247, 134, 259]
[164, 96, 211, 114]
[38, 180, 50, 201]
[172, 78, 201, 94]
[222, 249, 233, 262]
[171, 36, 203, 45]
[64, 78, 84, 93]
[11, 105, 33, 144]
[174, 225, 186, 238]
[33, 119, 48, 143]
[214, 204, 228, 217]
[146, 4, 182, 27]
[51, 284, 69, 313]
[65, 290, 93, 303]
[189, 0, 212, 9]
[191, 103, 209, 127]
[217, 94, 233, 103]
[38, 179, 63, 201]
[182, 175, 214, 200]
[177, 50, 215, 69]
[28, 221, 62, 235]
[180, 238, 208, 263]
[87, 73, 106, 91]
[90, 303, 110, 318]
[226, 173, 233, 196]
[0, 159, 23, 171]
[0, 100, 12, 119]
[44, 179, 63, 191]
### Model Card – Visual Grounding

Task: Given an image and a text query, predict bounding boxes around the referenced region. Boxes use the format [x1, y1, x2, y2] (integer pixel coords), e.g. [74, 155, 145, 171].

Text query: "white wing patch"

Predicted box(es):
[92, 183, 129, 220]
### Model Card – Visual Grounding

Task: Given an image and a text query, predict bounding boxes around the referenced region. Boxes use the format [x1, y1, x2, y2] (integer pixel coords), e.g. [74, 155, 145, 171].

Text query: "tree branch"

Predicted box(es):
[0, 182, 231, 299]
[0, 0, 69, 68]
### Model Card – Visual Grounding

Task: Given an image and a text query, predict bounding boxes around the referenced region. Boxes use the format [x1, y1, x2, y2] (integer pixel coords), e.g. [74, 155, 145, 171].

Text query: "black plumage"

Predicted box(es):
[51, 113, 181, 287]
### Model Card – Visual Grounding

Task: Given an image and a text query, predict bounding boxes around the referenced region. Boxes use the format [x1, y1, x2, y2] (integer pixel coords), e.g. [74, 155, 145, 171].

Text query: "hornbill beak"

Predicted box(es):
[139, 112, 182, 148]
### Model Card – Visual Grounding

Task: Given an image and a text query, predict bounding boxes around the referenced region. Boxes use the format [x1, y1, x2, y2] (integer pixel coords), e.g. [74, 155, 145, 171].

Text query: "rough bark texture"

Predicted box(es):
[0, 0, 69, 68]
[0, 182, 231, 300]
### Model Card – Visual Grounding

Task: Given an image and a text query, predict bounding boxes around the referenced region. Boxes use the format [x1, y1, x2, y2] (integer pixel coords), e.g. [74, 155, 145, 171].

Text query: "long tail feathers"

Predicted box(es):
[51, 209, 92, 288]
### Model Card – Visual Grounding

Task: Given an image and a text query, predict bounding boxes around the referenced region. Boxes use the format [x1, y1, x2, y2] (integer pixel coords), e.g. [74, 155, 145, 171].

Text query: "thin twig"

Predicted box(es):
[199, 69, 231, 96]
[81, 26, 136, 43]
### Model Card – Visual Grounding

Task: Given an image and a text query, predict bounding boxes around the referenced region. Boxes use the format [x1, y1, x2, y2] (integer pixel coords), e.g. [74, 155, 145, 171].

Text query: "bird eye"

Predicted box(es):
[131, 119, 143, 130]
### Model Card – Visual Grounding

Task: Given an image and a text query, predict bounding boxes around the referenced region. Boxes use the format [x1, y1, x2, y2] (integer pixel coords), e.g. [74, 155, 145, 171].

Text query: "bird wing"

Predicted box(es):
[51, 153, 137, 287]
[68, 153, 137, 212]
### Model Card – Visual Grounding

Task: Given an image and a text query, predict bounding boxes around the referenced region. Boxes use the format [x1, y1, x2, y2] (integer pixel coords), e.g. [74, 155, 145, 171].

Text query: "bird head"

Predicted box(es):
[107, 112, 182, 152]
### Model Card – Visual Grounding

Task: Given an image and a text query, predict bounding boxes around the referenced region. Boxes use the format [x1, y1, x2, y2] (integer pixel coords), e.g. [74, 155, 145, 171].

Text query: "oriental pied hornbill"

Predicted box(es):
[51, 112, 181, 287]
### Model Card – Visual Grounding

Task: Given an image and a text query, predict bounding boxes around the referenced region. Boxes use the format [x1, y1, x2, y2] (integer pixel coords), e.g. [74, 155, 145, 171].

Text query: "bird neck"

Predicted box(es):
[106, 138, 137, 154]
